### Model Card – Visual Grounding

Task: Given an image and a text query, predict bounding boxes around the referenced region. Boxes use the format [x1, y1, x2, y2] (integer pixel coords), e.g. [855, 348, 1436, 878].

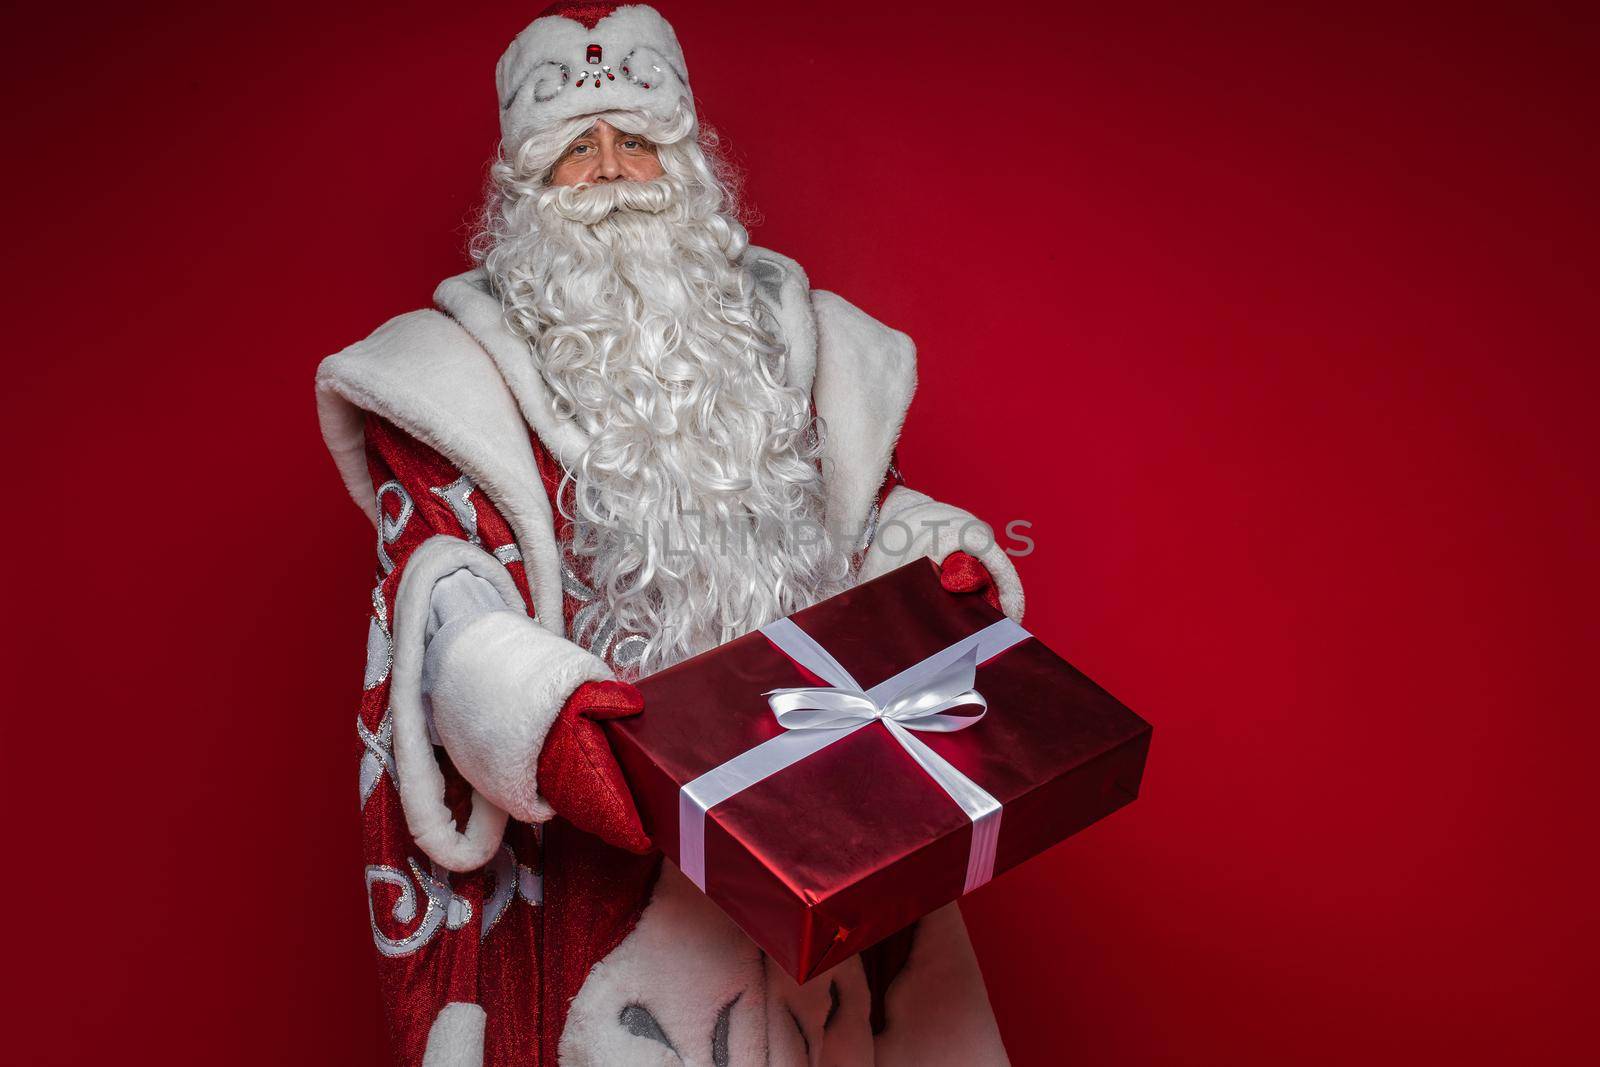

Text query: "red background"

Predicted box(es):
[4, 2, 1595, 1063]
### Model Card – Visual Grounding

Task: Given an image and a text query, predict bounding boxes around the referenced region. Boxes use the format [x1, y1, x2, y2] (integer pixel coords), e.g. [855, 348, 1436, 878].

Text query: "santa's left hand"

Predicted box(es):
[937, 550, 1003, 614]
[537, 680, 654, 855]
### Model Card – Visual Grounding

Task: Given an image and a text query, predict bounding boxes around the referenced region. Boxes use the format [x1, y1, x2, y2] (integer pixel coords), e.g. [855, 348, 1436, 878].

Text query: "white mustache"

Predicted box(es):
[538, 176, 680, 225]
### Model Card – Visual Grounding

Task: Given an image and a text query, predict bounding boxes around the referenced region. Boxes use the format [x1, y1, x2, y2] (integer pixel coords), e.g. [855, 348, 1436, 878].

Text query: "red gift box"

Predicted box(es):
[606, 560, 1152, 983]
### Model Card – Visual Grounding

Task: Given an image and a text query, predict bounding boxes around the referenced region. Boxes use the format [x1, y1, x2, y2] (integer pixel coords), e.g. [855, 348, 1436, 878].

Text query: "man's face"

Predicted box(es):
[550, 119, 664, 187]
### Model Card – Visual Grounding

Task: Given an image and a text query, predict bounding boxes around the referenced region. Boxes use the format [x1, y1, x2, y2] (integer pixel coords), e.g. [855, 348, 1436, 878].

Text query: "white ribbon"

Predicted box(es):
[678, 615, 1031, 896]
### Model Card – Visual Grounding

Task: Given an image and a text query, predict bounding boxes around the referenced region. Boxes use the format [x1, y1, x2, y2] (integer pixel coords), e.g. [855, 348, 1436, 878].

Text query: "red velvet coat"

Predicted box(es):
[356, 413, 927, 1063]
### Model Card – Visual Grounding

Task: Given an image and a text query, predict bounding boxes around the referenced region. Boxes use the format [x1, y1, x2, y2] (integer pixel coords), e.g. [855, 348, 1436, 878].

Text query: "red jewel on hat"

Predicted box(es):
[586, 44, 602, 64]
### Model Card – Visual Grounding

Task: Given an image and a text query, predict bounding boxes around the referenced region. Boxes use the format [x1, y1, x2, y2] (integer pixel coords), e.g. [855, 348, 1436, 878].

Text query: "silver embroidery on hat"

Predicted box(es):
[528, 61, 572, 104]
[619, 47, 683, 91]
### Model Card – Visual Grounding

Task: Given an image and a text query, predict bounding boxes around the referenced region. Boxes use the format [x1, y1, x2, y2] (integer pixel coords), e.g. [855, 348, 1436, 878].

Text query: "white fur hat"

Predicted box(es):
[496, 3, 693, 146]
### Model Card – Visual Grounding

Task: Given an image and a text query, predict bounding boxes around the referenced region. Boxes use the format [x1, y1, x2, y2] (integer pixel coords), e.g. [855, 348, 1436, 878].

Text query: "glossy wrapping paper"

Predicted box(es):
[606, 561, 1153, 983]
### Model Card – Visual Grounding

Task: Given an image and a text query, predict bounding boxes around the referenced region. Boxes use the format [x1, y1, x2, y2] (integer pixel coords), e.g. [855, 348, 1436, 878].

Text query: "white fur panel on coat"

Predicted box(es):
[422, 1002, 487, 1067]
[859, 486, 1026, 622]
[811, 291, 917, 545]
[560, 865, 1006, 1064]
[392, 536, 605, 871]
[560, 864, 879, 1066]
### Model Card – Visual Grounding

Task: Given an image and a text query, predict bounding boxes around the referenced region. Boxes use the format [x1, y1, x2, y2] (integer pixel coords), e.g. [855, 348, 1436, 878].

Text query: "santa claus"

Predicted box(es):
[316, 4, 1025, 1064]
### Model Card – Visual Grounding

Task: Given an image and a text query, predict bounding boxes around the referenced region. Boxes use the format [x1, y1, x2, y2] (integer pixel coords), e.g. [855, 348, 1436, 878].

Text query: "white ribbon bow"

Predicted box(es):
[764, 644, 988, 734]
[677, 615, 1031, 896]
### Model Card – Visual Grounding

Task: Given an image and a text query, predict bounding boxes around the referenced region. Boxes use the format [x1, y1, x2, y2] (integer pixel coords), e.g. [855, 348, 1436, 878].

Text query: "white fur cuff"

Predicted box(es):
[859, 486, 1025, 622]
[392, 536, 608, 871]
[428, 605, 612, 825]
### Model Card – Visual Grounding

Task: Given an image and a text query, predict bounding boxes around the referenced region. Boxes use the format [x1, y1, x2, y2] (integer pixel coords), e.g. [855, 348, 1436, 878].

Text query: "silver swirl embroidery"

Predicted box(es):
[430, 475, 481, 546]
[512, 59, 570, 105]
[375, 481, 414, 575]
[364, 859, 465, 958]
[357, 709, 395, 810]
[493, 543, 523, 565]
[363, 585, 393, 691]
[572, 598, 617, 661]
[618, 47, 684, 91]
[477, 844, 543, 938]
[612, 634, 647, 671]
[563, 552, 646, 671]
[561, 558, 596, 602]
[480, 846, 517, 940]
[518, 863, 543, 906]
[445, 889, 472, 931]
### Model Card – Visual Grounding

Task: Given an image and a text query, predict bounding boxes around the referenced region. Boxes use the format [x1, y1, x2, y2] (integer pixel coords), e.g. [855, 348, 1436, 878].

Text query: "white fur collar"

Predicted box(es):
[315, 244, 915, 595]
[315, 309, 569, 631]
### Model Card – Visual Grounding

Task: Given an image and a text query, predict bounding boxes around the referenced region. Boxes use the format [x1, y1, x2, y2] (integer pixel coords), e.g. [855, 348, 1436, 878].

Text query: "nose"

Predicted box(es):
[593, 138, 625, 182]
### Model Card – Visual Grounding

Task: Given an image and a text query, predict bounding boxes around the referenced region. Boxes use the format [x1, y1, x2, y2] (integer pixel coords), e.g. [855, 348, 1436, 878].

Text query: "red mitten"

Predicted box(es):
[536, 679, 653, 854]
[938, 550, 1003, 614]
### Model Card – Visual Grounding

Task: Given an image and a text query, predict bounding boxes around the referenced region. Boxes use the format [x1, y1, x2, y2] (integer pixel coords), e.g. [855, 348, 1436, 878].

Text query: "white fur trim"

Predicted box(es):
[859, 486, 1025, 622]
[398, 543, 611, 844]
[498, 5, 692, 147]
[422, 1002, 487, 1067]
[315, 252, 915, 638]
[434, 270, 589, 470]
[391, 537, 518, 870]
[812, 290, 918, 546]
[745, 247, 818, 399]
[389, 539, 517, 870]
[427, 602, 612, 825]
[873, 905, 1009, 1066]
[315, 308, 566, 631]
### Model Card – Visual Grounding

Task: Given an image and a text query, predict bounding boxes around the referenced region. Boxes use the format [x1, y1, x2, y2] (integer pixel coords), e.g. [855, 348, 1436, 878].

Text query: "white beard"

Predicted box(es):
[486, 174, 850, 676]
